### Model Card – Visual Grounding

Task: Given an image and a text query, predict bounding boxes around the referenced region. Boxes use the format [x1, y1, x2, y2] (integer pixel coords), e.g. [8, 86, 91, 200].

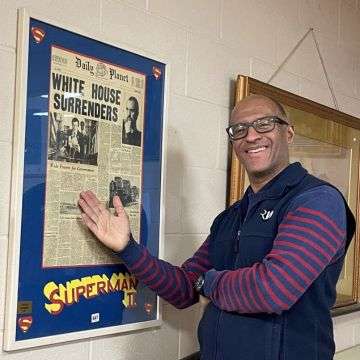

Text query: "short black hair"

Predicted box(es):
[72, 117, 79, 125]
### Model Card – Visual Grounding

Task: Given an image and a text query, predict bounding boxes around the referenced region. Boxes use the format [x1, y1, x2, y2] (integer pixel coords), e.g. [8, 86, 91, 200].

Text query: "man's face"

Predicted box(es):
[72, 121, 79, 132]
[230, 97, 294, 179]
[124, 118, 131, 133]
[126, 100, 137, 121]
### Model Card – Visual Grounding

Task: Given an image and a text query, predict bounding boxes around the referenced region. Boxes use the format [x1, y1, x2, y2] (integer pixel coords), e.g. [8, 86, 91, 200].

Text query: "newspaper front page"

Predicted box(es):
[43, 46, 145, 267]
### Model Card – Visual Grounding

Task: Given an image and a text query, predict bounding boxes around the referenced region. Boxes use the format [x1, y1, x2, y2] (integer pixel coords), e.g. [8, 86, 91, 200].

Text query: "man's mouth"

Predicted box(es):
[245, 146, 267, 154]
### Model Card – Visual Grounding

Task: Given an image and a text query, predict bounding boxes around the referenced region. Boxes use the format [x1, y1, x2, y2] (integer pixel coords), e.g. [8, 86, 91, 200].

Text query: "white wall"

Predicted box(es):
[0, 0, 360, 359]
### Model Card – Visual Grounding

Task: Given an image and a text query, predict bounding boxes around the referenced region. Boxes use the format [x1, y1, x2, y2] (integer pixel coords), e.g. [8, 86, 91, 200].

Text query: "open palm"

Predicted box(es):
[78, 190, 130, 252]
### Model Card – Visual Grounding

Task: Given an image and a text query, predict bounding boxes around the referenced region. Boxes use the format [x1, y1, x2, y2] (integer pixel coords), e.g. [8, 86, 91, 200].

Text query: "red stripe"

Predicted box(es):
[226, 272, 244, 311]
[150, 272, 167, 290]
[244, 270, 263, 312]
[219, 273, 236, 311]
[170, 269, 183, 298]
[268, 252, 311, 284]
[130, 251, 148, 272]
[258, 265, 288, 310]
[298, 207, 345, 237]
[279, 223, 337, 254]
[134, 258, 155, 277]
[227, 273, 240, 311]
[230, 271, 246, 311]
[165, 283, 181, 303]
[272, 249, 318, 279]
[167, 268, 192, 305]
[266, 266, 297, 303]
[252, 263, 274, 313]
[183, 269, 195, 296]
[176, 271, 196, 308]
[197, 247, 210, 257]
[267, 259, 304, 293]
[145, 260, 162, 283]
[234, 271, 252, 312]
[195, 257, 212, 268]
[251, 268, 273, 312]
[275, 239, 327, 268]
[184, 261, 209, 273]
[158, 274, 176, 296]
[197, 249, 210, 259]
[148, 262, 182, 291]
[286, 213, 342, 247]
[195, 238, 210, 254]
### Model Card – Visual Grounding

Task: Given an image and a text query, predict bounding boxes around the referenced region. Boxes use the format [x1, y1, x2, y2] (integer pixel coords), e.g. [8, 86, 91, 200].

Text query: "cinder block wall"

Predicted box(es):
[0, 1, 360, 359]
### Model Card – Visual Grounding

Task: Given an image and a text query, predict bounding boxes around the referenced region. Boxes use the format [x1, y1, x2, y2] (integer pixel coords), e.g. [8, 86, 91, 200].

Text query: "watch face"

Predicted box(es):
[195, 275, 204, 292]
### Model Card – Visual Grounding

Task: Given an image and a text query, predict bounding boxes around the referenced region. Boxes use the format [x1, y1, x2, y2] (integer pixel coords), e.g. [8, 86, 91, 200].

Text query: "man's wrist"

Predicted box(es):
[114, 233, 134, 254]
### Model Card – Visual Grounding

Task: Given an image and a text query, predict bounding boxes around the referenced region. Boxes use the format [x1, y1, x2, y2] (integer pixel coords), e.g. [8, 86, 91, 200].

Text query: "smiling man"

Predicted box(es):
[228, 95, 294, 192]
[78, 95, 355, 360]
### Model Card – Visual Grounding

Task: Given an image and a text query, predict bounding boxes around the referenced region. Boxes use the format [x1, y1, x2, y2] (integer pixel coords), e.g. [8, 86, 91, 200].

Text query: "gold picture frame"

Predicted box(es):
[228, 75, 360, 312]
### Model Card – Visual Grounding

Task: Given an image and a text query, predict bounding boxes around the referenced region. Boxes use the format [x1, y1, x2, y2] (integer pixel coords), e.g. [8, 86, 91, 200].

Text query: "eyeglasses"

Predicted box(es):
[226, 116, 290, 140]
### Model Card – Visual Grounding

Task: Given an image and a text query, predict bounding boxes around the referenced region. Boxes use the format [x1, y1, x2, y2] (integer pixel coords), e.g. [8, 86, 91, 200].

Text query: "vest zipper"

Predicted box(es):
[234, 204, 254, 266]
[234, 230, 240, 253]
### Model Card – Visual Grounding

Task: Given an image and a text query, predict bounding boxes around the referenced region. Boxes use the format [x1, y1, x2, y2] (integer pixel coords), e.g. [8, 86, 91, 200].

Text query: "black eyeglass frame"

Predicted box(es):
[226, 116, 290, 140]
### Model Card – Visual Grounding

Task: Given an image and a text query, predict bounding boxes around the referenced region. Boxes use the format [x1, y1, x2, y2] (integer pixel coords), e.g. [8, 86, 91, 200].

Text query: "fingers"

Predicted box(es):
[79, 191, 105, 222]
[113, 195, 126, 216]
[78, 198, 99, 224]
[81, 212, 99, 236]
[80, 190, 101, 207]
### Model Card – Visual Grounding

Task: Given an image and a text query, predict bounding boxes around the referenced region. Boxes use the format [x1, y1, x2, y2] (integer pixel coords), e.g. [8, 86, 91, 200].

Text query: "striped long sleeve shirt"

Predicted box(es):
[120, 186, 347, 313]
[120, 235, 212, 309]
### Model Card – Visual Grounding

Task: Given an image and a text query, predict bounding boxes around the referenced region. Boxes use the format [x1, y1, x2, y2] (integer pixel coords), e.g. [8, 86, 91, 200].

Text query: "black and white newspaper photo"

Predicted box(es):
[43, 46, 146, 267]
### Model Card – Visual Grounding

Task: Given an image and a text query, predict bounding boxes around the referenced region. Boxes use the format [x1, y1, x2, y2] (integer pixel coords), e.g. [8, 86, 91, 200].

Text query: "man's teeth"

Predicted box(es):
[247, 147, 266, 153]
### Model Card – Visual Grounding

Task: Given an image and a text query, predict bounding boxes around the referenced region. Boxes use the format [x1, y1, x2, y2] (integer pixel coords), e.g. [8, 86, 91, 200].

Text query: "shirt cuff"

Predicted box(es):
[203, 269, 226, 298]
[115, 234, 143, 266]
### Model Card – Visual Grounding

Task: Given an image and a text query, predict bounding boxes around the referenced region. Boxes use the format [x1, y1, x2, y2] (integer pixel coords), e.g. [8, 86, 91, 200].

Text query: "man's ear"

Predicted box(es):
[287, 126, 295, 144]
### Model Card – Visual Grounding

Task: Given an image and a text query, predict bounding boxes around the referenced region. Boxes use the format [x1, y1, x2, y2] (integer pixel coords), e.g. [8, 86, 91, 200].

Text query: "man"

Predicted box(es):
[67, 117, 82, 161]
[53, 113, 67, 159]
[79, 120, 90, 160]
[122, 96, 142, 147]
[78, 95, 355, 360]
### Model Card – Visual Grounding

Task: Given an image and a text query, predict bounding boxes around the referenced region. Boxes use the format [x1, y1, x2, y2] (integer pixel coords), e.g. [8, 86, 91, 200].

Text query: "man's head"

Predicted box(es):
[72, 117, 79, 131]
[229, 95, 294, 184]
[124, 97, 139, 133]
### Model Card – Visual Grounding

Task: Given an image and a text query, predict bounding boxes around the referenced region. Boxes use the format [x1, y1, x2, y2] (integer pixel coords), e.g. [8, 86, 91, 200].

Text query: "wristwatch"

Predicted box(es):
[194, 275, 205, 295]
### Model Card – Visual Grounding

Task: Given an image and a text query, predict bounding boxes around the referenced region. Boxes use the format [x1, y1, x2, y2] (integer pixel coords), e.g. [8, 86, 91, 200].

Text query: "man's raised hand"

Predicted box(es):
[78, 191, 130, 252]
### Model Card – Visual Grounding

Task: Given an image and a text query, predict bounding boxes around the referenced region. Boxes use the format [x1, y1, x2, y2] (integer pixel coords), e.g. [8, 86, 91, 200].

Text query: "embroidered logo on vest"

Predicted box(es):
[260, 209, 274, 221]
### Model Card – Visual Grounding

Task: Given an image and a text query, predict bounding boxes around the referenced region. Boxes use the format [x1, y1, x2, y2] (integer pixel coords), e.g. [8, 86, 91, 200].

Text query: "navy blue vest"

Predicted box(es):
[198, 163, 355, 360]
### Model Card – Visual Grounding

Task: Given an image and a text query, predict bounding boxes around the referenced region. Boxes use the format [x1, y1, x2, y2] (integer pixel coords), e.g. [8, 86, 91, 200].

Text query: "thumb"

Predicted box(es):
[113, 195, 125, 215]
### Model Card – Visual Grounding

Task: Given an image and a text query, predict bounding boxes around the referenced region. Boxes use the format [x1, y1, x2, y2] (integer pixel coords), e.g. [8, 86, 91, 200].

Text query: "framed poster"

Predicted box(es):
[4, 9, 168, 350]
[228, 75, 360, 313]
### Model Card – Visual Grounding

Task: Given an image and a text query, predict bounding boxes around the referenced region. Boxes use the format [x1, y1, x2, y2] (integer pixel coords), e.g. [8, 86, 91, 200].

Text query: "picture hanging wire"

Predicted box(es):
[267, 27, 339, 111]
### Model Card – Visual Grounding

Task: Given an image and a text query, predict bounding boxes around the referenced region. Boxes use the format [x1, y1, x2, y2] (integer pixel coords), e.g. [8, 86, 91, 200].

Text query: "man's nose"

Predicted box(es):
[244, 126, 262, 142]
